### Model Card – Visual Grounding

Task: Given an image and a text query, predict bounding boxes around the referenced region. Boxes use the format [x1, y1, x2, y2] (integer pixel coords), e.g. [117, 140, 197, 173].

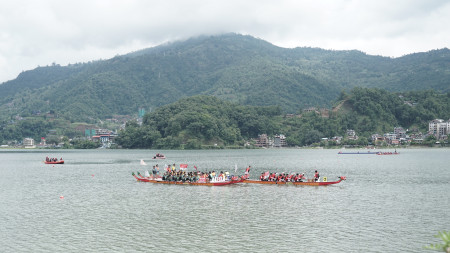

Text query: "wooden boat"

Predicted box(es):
[376, 152, 400, 155]
[44, 160, 64, 164]
[132, 172, 245, 186]
[338, 151, 377, 154]
[243, 176, 346, 186]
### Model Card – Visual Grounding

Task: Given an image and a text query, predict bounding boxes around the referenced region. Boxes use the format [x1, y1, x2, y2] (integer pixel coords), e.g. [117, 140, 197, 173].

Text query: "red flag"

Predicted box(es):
[180, 164, 188, 170]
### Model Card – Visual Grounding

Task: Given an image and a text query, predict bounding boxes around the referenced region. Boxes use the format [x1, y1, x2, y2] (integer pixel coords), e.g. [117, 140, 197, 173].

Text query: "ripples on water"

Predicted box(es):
[0, 149, 449, 252]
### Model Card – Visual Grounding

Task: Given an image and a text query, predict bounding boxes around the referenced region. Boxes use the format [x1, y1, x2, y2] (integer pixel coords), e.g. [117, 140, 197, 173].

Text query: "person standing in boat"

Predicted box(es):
[244, 166, 251, 179]
[314, 170, 320, 182]
[152, 166, 157, 177]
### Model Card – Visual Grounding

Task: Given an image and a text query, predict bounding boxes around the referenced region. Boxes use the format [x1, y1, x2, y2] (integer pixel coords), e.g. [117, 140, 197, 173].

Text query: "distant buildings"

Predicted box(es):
[368, 119, 450, 146]
[372, 126, 422, 145]
[346, 129, 358, 140]
[394, 127, 406, 139]
[273, 134, 287, 147]
[23, 138, 35, 148]
[429, 119, 450, 140]
[255, 134, 287, 148]
[88, 128, 118, 147]
[255, 134, 270, 148]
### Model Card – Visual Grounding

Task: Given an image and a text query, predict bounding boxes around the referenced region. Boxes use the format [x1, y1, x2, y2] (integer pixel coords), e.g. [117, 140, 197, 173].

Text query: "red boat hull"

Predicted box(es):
[45, 160, 64, 164]
[133, 174, 243, 186]
[243, 178, 345, 186]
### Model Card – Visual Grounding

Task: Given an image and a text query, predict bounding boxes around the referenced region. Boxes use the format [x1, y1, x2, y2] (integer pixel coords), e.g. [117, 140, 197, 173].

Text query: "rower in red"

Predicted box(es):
[314, 170, 320, 182]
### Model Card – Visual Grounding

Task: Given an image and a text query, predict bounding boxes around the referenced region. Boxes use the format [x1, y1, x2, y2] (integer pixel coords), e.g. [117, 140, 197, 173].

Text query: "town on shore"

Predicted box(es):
[5, 118, 449, 149]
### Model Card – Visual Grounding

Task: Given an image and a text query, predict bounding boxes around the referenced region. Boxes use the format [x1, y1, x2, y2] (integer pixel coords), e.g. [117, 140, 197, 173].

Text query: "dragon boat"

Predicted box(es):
[376, 151, 400, 155]
[132, 172, 245, 186]
[338, 151, 377, 154]
[44, 160, 64, 164]
[243, 176, 346, 186]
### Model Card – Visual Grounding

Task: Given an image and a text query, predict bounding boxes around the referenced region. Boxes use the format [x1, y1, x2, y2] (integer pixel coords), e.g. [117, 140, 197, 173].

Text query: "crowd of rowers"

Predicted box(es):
[46, 157, 63, 162]
[146, 164, 240, 182]
[259, 170, 320, 182]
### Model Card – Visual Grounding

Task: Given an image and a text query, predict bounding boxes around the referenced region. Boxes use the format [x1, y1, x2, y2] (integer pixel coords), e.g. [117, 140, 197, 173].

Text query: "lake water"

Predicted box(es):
[0, 148, 449, 252]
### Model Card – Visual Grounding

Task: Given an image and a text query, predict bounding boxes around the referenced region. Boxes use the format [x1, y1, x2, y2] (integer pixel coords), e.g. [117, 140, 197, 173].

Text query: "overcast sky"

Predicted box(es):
[1, 0, 449, 83]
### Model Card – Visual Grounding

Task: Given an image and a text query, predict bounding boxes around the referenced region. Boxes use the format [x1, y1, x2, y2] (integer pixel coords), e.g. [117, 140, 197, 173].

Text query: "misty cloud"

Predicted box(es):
[0, 0, 448, 83]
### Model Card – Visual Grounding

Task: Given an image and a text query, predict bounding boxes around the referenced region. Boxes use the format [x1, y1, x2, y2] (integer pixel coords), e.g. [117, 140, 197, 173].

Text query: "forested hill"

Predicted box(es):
[114, 89, 450, 149]
[0, 33, 449, 122]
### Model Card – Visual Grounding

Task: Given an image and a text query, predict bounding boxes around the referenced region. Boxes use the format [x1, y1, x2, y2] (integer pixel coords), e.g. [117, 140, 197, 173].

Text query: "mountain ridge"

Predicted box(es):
[0, 33, 448, 122]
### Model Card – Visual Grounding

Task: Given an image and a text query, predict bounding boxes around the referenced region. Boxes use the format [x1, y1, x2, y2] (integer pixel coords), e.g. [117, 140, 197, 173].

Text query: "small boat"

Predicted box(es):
[376, 151, 400, 155]
[152, 153, 166, 159]
[44, 160, 64, 164]
[338, 151, 377, 154]
[243, 176, 346, 186]
[132, 172, 245, 186]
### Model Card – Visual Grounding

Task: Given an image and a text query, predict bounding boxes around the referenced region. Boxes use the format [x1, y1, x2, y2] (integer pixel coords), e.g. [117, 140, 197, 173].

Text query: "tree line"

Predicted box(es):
[1, 87, 448, 147]
[114, 88, 450, 149]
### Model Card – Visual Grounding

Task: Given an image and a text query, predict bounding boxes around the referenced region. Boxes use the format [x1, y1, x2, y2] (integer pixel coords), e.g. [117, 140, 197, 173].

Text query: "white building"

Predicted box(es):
[273, 134, 287, 147]
[346, 129, 358, 140]
[23, 138, 36, 148]
[429, 119, 450, 139]
[394, 127, 406, 139]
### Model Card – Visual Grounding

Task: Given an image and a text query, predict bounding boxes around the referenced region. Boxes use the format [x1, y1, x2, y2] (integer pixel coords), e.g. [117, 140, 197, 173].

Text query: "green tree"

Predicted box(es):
[71, 139, 101, 149]
[424, 231, 450, 252]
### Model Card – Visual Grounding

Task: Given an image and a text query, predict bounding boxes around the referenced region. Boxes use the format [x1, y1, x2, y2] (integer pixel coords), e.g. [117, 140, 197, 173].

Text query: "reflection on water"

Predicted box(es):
[0, 148, 449, 252]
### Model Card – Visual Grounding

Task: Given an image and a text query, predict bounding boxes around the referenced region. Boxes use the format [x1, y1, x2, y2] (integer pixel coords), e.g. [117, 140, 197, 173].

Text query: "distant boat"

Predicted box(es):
[140, 159, 147, 165]
[243, 176, 346, 186]
[152, 153, 166, 159]
[44, 160, 64, 164]
[338, 151, 377, 154]
[376, 151, 400, 155]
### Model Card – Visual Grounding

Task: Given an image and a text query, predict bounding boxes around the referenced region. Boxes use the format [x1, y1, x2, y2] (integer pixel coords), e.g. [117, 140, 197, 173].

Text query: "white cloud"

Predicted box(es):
[0, 0, 448, 83]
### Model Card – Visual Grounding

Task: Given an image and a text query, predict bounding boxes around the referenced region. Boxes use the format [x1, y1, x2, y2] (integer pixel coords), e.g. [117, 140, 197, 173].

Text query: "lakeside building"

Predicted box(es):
[394, 127, 406, 139]
[36, 137, 48, 148]
[253, 134, 288, 148]
[346, 129, 358, 140]
[91, 129, 118, 148]
[331, 136, 343, 144]
[255, 134, 270, 148]
[429, 119, 450, 140]
[23, 138, 35, 148]
[273, 134, 287, 147]
[371, 134, 384, 143]
[409, 133, 424, 143]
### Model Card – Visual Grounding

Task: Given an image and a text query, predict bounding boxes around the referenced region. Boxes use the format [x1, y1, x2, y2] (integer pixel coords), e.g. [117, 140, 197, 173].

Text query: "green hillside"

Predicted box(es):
[1, 86, 448, 146]
[0, 33, 449, 124]
[114, 88, 450, 149]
